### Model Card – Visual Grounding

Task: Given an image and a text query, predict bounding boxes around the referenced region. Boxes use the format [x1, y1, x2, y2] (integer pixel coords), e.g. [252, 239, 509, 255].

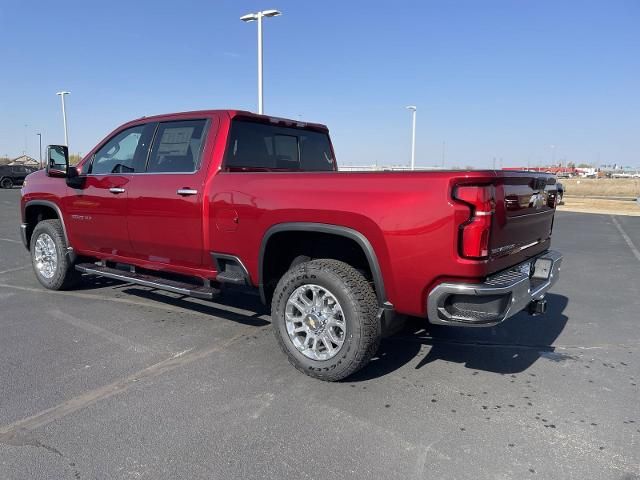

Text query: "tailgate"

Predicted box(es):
[488, 171, 558, 271]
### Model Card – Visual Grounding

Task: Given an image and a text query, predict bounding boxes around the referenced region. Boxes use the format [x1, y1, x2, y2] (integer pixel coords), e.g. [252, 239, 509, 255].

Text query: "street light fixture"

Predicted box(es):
[240, 9, 282, 115]
[56, 91, 70, 146]
[406, 106, 417, 170]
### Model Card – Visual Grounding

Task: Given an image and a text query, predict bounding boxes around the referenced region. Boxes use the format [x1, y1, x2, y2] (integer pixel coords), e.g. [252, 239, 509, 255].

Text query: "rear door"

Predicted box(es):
[126, 118, 213, 269]
[487, 172, 557, 271]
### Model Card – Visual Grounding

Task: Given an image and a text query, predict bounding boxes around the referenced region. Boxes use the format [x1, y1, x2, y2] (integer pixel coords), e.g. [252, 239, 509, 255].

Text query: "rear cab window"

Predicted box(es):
[224, 119, 335, 171]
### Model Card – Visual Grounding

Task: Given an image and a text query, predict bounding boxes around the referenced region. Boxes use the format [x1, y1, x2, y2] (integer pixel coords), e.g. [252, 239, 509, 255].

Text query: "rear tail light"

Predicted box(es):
[454, 185, 495, 259]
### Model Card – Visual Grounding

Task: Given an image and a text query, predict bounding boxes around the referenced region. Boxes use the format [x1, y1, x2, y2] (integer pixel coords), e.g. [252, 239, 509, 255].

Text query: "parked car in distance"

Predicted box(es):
[1, 165, 37, 188]
[19, 110, 564, 381]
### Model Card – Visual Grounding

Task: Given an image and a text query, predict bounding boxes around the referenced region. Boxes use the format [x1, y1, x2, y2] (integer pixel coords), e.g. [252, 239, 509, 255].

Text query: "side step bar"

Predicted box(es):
[75, 263, 219, 300]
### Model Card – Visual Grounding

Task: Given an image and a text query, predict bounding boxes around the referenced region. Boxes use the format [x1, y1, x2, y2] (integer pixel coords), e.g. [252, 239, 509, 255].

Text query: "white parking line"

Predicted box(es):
[0, 328, 257, 439]
[50, 310, 157, 354]
[611, 215, 640, 263]
[0, 237, 21, 244]
[0, 282, 208, 315]
[0, 265, 28, 276]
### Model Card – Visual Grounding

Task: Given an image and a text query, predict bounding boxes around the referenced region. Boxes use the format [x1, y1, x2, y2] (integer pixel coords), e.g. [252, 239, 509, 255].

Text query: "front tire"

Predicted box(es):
[1, 178, 13, 189]
[30, 219, 81, 290]
[271, 259, 381, 381]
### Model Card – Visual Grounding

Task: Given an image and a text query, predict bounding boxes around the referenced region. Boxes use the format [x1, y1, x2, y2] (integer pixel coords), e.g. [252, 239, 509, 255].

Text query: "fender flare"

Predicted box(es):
[24, 200, 73, 255]
[258, 222, 390, 308]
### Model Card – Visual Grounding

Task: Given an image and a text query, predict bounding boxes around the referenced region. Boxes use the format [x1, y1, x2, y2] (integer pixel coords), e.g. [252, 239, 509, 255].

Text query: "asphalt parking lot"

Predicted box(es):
[0, 187, 638, 480]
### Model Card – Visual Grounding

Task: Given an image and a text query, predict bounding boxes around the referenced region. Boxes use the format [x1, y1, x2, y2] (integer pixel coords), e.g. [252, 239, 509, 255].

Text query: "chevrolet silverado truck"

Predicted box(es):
[20, 110, 563, 381]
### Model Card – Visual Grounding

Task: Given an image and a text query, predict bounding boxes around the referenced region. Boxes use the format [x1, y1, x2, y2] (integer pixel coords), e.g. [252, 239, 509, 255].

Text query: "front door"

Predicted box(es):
[126, 118, 213, 269]
[64, 123, 156, 256]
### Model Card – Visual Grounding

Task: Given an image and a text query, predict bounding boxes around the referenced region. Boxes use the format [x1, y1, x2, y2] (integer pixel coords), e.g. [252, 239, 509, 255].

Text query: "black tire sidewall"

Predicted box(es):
[272, 262, 370, 378]
[1, 178, 12, 189]
[30, 221, 72, 290]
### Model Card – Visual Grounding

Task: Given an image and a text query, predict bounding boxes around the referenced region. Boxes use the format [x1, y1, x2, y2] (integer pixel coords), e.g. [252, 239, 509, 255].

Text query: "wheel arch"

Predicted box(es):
[24, 200, 71, 252]
[258, 222, 389, 308]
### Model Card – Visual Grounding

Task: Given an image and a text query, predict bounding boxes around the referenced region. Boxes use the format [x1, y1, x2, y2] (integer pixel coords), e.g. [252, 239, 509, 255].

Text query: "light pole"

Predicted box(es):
[406, 106, 417, 170]
[56, 91, 70, 146]
[240, 9, 282, 115]
[36, 133, 42, 168]
[23, 124, 28, 155]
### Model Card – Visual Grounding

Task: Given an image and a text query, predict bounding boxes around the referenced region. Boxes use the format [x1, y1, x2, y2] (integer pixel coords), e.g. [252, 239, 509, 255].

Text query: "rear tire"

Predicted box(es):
[271, 259, 381, 381]
[1, 178, 13, 189]
[30, 219, 81, 290]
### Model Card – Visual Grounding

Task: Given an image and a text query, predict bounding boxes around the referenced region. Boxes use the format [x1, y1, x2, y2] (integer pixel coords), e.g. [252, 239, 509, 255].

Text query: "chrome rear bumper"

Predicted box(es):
[427, 250, 563, 327]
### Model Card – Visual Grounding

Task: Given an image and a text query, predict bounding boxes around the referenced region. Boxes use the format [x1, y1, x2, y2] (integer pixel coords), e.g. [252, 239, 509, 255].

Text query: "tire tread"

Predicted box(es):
[271, 259, 380, 381]
[30, 219, 80, 290]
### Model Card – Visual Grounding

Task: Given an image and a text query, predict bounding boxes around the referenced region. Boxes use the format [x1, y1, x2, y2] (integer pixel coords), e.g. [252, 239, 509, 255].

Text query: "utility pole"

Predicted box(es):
[240, 9, 282, 114]
[406, 106, 417, 170]
[36, 133, 42, 168]
[23, 124, 29, 155]
[56, 91, 70, 146]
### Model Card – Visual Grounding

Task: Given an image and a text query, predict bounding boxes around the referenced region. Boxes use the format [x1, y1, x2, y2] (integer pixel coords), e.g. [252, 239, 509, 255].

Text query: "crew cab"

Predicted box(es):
[20, 110, 563, 381]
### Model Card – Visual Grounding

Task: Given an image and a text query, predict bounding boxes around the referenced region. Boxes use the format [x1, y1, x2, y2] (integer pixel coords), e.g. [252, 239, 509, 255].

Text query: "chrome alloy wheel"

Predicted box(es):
[34, 233, 58, 279]
[285, 284, 346, 361]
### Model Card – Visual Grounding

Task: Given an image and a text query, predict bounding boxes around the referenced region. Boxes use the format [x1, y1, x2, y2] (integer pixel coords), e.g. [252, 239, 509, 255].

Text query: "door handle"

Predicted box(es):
[177, 188, 198, 196]
[109, 187, 125, 194]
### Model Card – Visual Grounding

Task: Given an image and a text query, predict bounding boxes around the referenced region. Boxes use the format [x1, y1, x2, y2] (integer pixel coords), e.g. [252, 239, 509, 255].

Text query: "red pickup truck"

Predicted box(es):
[20, 110, 563, 381]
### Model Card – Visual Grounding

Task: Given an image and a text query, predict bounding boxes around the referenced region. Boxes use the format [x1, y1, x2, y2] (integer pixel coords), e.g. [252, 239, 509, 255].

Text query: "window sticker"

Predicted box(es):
[157, 127, 195, 156]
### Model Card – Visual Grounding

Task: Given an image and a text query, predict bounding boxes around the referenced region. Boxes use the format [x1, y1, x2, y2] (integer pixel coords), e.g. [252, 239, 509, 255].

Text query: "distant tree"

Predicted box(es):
[0, 157, 11, 166]
[577, 163, 592, 168]
[464, 165, 474, 170]
[69, 153, 83, 165]
[567, 162, 575, 169]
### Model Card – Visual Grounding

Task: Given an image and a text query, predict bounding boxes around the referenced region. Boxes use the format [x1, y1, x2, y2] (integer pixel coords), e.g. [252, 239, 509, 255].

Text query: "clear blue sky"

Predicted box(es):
[1, 0, 638, 168]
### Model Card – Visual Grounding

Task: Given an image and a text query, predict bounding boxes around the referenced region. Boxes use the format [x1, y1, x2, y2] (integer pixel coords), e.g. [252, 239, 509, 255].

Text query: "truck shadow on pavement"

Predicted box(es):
[351, 294, 569, 380]
[121, 287, 272, 328]
[74, 277, 271, 327]
[74, 275, 568, 378]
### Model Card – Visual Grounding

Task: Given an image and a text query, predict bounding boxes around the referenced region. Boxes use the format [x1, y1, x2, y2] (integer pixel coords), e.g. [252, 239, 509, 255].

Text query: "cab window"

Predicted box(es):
[224, 119, 335, 171]
[146, 120, 207, 173]
[89, 124, 156, 174]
